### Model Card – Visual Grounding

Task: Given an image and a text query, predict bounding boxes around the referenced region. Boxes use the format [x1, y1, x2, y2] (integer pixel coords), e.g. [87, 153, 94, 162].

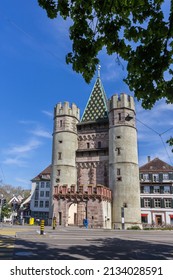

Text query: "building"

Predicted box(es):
[140, 157, 173, 226]
[30, 165, 51, 225]
[30, 156, 173, 228]
[48, 71, 141, 229]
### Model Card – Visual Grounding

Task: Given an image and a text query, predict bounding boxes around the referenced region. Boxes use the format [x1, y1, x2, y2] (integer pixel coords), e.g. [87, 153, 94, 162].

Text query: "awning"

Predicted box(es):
[169, 215, 173, 218]
[141, 214, 148, 217]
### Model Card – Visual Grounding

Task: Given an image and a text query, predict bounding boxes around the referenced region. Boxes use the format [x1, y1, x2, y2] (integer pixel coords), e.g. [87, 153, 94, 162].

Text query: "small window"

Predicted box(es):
[165, 199, 171, 208]
[117, 177, 122, 181]
[46, 191, 49, 197]
[143, 186, 150, 193]
[40, 201, 44, 208]
[116, 136, 121, 139]
[144, 199, 151, 208]
[60, 120, 63, 127]
[45, 201, 49, 208]
[34, 201, 38, 207]
[57, 169, 61, 176]
[164, 186, 170, 193]
[40, 191, 44, 197]
[87, 142, 90, 148]
[118, 113, 121, 121]
[46, 182, 50, 188]
[117, 148, 121, 155]
[58, 152, 62, 160]
[141, 216, 148, 223]
[154, 186, 160, 193]
[154, 199, 161, 208]
[59, 140, 62, 143]
[117, 168, 121, 176]
[40, 182, 44, 188]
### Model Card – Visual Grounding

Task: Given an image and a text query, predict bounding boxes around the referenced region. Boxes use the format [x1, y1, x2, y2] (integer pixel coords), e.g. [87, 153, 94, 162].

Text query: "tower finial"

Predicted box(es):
[98, 65, 101, 78]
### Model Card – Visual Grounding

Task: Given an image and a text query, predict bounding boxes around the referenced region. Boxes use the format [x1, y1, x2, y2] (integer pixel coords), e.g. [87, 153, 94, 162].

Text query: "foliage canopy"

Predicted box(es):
[38, 0, 173, 110]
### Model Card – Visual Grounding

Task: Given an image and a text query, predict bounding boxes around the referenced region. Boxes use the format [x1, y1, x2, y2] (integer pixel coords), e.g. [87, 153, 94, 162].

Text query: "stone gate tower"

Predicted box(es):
[50, 102, 80, 219]
[109, 94, 141, 229]
[50, 69, 141, 228]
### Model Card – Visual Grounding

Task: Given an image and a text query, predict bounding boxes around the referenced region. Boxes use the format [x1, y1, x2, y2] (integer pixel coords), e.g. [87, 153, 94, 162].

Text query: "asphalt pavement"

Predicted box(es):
[0, 225, 173, 260]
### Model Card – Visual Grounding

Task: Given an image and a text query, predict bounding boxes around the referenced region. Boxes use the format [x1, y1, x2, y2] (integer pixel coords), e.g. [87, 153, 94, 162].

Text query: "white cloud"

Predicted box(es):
[19, 120, 37, 125]
[6, 139, 42, 155]
[15, 177, 30, 186]
[3, 157, 27, 167]
[42, 110, 53, 118]
[30, 129, 52, 139]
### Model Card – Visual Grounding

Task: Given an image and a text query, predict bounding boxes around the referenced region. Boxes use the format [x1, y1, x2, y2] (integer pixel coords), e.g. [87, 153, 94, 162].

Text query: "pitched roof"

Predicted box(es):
[31, 165, 51, 181]
[140, 158, 173, 172]
[81, 77, 108, 122]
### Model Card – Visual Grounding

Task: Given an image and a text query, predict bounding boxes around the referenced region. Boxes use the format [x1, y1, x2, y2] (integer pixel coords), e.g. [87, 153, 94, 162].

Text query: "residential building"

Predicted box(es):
[140, 157, 173, 226]
[30, 165, 51, 225]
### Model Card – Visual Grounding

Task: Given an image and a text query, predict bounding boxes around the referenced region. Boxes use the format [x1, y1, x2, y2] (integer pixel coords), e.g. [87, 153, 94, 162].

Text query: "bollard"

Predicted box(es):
[40, 219, 45, 235]
[52, 217, 56, 230]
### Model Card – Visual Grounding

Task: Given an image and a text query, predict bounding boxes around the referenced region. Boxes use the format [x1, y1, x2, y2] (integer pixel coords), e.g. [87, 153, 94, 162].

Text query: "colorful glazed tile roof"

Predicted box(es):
[81, 77, 108, 122]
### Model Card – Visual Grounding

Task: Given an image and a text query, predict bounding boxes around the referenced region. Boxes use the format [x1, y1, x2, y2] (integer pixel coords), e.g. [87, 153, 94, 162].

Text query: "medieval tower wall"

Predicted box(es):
[108, 93, 141, 229]
[50, 102, 80, 219]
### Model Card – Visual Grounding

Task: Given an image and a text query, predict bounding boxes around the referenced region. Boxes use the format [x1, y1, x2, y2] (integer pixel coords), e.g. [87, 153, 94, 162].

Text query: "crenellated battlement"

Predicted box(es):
[54, 101, 80, 120]
[108, 93, 135, 111]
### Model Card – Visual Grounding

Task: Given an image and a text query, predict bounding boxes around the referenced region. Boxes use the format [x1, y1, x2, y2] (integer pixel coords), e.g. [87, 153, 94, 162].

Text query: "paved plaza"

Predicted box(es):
[0, 225, 173, 260]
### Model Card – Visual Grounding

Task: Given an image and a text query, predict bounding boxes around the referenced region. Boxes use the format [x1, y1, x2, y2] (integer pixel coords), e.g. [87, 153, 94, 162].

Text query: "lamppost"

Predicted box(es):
[0, 194, 4, 227]
[121, 203, 128, 230]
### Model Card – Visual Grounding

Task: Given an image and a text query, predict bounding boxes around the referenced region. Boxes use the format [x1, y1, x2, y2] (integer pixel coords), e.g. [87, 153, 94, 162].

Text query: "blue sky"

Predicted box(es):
[0, 1, 173, 189]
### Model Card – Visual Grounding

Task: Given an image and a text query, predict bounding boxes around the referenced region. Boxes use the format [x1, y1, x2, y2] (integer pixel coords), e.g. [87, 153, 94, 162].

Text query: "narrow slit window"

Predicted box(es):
[117, 168, 121, 176]
[58, 152, 62, 160]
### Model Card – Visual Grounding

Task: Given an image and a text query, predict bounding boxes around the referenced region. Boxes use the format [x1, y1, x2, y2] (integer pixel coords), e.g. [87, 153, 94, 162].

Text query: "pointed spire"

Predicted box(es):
[81, 71, 108, 122]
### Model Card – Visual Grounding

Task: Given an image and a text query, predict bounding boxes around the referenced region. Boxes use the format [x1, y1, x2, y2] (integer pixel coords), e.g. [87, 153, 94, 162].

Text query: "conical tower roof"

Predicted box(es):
[81, 73, 108, 122]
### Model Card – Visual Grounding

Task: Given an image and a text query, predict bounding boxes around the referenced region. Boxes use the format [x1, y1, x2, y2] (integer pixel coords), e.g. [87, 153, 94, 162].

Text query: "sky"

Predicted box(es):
[0, 1, 173, 190]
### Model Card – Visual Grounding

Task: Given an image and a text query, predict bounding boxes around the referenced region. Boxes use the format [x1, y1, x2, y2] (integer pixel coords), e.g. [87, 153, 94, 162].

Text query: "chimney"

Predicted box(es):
[147, 156, 151, 163]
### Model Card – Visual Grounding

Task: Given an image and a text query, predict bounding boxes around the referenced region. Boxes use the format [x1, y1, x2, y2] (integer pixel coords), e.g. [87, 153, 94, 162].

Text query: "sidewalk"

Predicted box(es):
[0, 225, 38, 237]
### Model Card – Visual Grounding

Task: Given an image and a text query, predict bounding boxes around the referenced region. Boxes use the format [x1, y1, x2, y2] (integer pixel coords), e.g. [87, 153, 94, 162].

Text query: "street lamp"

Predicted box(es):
[121, 203, 128, 230]
[0, 194, 4, 227]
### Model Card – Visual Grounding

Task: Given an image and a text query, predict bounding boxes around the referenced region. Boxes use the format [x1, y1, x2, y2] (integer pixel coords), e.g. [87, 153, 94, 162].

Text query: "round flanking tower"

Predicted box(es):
[109, 94, 141, 229]
[50, 102, 80, 218]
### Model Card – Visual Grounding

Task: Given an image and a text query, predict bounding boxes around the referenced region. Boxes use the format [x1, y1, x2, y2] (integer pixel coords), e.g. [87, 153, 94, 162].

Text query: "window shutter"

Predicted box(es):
[171, 186, 173, 194]
[169, 173, 173, 180]
[141, 198, 144, 208]
[161, 198, 165, 208]
[160, 186, 164, 194]
[149, 173, 152, 181]
[140, 186, 144, 193]
[140, 174, 143, 180]
[159, 173, 163, 182]
[151, 198, 154, 208]
[150, 186, 154, 193]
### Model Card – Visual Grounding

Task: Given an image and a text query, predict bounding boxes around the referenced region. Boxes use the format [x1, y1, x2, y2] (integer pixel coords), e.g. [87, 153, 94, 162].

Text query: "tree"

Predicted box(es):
[38, 1, 173, 149]
[38, 0, 173, 108]
[1, 205, 12, 221]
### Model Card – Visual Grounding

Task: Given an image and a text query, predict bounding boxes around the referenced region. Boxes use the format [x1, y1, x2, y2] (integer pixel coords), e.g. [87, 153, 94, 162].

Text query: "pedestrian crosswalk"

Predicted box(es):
[0, 236, 15, 259]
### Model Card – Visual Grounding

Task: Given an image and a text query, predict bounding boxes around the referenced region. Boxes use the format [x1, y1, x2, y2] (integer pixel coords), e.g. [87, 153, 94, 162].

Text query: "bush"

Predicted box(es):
[127, 225, 141, 230]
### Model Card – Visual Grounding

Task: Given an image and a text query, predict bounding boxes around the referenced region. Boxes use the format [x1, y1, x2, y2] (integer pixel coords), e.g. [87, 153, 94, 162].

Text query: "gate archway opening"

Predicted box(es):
[68, 203, 77, 226]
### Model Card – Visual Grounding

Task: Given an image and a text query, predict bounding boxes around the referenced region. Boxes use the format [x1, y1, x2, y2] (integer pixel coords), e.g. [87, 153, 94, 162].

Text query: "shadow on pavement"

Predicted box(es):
[12, 235, 173, 260]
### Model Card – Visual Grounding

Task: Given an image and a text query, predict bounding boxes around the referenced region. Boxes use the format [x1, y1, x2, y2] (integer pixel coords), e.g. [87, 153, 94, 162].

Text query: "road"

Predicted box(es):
[0, 225, 173, 260]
